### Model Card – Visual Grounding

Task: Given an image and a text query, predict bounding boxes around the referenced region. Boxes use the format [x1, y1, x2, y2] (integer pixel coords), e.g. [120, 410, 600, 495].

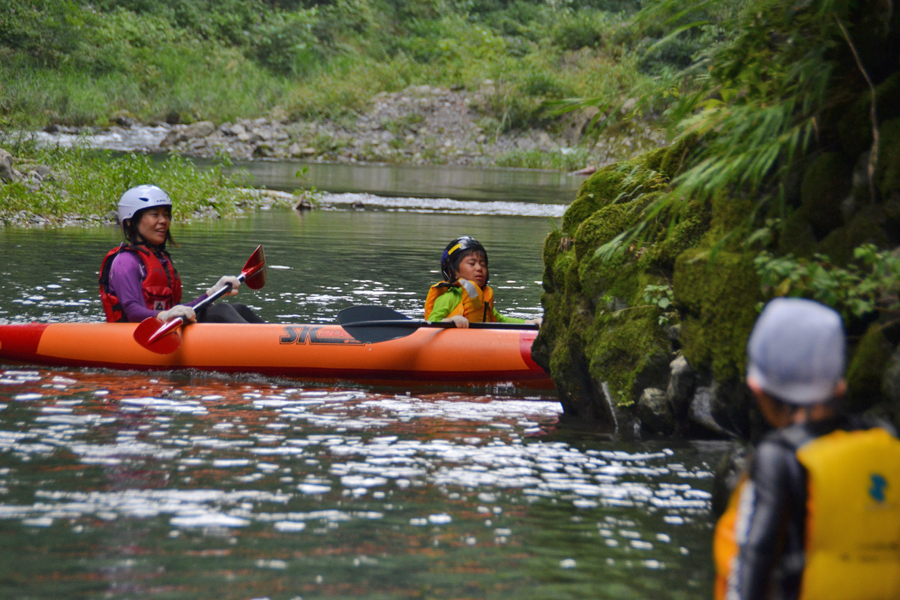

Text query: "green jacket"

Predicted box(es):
[425, 285, 525, 323]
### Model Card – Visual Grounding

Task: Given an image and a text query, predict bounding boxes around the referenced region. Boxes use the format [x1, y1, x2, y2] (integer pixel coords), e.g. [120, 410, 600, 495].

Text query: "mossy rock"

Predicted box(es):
[573, 202, 639, 262]
[658, 132, 698, 179]
[543, 229, 564, 268]
[532, 290, 563, 373]
[846, 324, 896, 411]
[578, 253, 637, 311]
[586, 311, 671, 405]
[545, 297, 617, 426]
[816, 205, 891, 265]
[647, 197, 712, 267]
[674, 248, 762, 381]
[838, 71, 900, 156]
[542, 230, 569, 293]
[778, 205, 819, 257]
[545, 242, 575, 295]
[641, 146, 669, 173]
[701, 192, 759, 251]
[563, 156, 669, 235]
[563, 165, 628, 233]
[562, 250, 582, 297]
[877, 117, 900, 198]
[800, 152, 849, 236]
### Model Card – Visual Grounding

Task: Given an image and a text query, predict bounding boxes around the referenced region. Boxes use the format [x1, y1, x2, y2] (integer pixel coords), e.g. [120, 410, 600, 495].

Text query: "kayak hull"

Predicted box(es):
[0, 323, 554, 389]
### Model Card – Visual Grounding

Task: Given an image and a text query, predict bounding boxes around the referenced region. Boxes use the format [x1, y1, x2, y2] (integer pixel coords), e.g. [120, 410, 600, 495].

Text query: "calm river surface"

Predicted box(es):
[0, 163, 718, 599]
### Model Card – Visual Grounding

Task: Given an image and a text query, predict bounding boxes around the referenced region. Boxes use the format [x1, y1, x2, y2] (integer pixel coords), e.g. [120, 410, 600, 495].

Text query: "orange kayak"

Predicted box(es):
[0, 322, 553, 389]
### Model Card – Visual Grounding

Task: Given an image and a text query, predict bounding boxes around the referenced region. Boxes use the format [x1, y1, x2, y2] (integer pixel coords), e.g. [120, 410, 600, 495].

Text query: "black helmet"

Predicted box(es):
[441, 236, 488, 282]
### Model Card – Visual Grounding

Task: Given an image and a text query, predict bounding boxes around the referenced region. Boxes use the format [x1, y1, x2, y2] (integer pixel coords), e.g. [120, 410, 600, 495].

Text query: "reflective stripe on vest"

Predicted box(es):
[424, 279, 496, 322]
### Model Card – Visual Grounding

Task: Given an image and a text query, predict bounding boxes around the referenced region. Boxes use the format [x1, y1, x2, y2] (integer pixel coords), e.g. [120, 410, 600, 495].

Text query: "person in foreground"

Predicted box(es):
[99, 185, 264, 324]
[714, 297, 900, 600]
[424, 236, 541, 329]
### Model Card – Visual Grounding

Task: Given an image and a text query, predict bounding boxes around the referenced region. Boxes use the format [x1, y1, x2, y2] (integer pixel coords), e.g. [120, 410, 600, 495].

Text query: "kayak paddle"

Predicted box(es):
[133, 245, 267, 354]
[337, 305, 539, 343]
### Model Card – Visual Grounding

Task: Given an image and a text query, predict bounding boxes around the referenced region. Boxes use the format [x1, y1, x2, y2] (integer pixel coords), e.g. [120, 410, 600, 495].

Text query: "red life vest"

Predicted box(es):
[98, 244, 183, 323]
[424, 278, 496, 323]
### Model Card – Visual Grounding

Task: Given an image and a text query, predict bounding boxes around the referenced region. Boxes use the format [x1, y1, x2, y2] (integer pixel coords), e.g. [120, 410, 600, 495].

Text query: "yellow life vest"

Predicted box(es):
[424, 279, 496, 323]
[795, 428, 900, 600]
[714, 427, 900, 600]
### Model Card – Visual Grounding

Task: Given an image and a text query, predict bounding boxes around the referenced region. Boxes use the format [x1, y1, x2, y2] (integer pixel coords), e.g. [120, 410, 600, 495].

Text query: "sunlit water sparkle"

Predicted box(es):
[1, 172, 715, 599]
[0, 367, 717, 599]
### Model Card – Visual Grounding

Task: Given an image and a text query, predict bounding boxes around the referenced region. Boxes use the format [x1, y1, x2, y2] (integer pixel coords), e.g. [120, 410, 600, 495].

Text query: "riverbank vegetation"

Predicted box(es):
[0, 136, 282, 226]
[1, 0, 725, 132]
[1, 0, 739, 219]
[534, 0, 900, 435]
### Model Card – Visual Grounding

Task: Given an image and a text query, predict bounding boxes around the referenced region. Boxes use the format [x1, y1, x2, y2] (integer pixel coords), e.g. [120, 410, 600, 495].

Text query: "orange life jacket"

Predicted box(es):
[424, 279, 496, 323]
[98, 244, 182, 323]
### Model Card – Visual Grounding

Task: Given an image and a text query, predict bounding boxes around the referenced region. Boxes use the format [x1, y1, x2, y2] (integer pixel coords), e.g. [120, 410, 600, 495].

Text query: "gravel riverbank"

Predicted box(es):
[30, 84, 666, 170]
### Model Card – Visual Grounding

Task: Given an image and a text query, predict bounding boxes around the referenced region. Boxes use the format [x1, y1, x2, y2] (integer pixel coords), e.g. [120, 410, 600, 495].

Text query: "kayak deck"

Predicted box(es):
[0, 322, 554, 389]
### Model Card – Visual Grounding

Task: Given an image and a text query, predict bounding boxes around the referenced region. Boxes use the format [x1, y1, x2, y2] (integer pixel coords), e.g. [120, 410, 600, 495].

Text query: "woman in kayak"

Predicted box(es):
[424, 235, 541, 329]
[98, 184, 264, 324]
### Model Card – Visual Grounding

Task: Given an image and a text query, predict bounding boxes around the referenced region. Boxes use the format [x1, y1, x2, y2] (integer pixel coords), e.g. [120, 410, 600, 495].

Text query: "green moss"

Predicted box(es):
[658, 132, 698, 179]
[579, 252, 635, 309]
[573, 203, 636, 262]
[641, 146, 669, 173]
[586, 310, 670, 404]
[674, 248, 762, 381]
[647, 197, 712, 267]
[542, 229, 566, 293]
[562, 156, 669, 235]
[800, 152, 849, 235]
[816, 205, 891, 265]
[562, 250, 582, 297]
[877, 117, 900, 198]
[543, 229, 564, 266]
[846, 324, 895, 411]
[778, 205, 819, 257]
[701, 192, 758, 251]
[838, 71, 900, 156]
[563, 165, 628, 233]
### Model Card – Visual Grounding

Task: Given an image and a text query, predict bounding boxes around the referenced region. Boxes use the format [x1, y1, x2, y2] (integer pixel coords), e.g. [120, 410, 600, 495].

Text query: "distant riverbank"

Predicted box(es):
[26, 84, 666, 174]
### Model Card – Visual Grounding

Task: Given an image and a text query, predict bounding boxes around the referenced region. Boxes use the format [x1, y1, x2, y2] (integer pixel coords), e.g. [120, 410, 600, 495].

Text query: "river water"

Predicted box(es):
[0, 162, 718, 599]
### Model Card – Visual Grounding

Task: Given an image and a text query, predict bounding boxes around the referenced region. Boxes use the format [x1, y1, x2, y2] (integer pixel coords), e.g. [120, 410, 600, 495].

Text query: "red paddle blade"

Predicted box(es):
[133, 317, 183, 354]
[242, 245, 266, 290]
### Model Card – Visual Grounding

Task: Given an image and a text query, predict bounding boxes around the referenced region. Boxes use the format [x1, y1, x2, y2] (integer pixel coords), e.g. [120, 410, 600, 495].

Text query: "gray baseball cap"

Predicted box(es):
[747, 298, 846, 405]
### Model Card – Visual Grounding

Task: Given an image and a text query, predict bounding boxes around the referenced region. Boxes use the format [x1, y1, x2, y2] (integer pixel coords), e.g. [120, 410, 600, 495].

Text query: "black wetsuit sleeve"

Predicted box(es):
[730, 439, 798, 600]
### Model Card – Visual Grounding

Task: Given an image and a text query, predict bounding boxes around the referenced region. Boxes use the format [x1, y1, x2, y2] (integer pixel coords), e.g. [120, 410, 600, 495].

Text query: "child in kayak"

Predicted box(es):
[713, 298, 900, 600]
[98, 184, 264, 324]
[424, 236, 541, 328]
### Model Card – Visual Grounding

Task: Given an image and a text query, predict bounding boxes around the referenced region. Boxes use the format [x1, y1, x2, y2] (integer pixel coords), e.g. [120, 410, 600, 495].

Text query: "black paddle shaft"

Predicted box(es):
[337, 305, 538, 343]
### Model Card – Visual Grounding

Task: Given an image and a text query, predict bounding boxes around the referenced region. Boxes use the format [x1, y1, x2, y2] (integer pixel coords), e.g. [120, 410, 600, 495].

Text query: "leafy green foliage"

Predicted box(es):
[0, 0, 653, 130]
[755, 245, 900, 321]
[642, 282, 675, 325]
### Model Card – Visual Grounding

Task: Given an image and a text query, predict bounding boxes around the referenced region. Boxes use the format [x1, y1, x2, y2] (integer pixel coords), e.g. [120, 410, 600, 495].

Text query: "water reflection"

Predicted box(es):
[0, 368, 715, 599]
[0, 209, 551, 325]
[0, 171, 715, 599]
[233, 160, 582, 205]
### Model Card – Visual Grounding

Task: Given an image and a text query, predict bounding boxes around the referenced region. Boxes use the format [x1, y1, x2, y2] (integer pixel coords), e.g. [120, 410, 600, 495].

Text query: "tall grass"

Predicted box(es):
[0, 0, 653, 130]
[0, 138, 265, 220]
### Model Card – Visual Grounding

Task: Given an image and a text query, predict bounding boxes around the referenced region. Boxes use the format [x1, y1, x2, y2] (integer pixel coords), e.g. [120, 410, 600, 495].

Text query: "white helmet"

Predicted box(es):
[118, 185, 172, 224]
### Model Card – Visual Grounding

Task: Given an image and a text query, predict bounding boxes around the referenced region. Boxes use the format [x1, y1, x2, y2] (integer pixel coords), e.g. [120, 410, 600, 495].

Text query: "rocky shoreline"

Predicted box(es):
[35, 84, 665, 169]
